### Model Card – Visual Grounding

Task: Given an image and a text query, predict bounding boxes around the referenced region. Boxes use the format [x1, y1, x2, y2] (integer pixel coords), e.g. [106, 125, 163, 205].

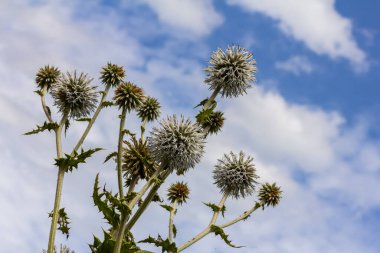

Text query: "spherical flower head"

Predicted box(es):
[167, 181, 190, 205]
[205, 45, 256, 98]
[199, 111, 225, 135]
[213, 151, 259, 199]
[137, 96, 161, 122]
[51, 71, 98, 118]
[258, 182, 282, 208]
[36, 65, 61, 90]
[148, 115, 205, 175]
[113, 82, 144, 111]
[123, 136, 156, 185]
[100, 62, 125, 87]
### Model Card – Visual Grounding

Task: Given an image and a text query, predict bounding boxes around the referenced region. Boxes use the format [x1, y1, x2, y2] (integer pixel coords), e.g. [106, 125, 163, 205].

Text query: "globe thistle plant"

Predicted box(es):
[258, 183, 282, 208]
[213, 151, 259, 199]
[122, 136, 156, 184]
[137, 96, 161, 122]
[113, 82, 144, 111]
[167, 181, 190, 205]
[148, 115, 205, 175]
[200, 111, 225, 135]
[205, 45, 256, 98]
[51, 71, 98, 118]
[36, 65, 61, 90]
[100, 63, 125, 87]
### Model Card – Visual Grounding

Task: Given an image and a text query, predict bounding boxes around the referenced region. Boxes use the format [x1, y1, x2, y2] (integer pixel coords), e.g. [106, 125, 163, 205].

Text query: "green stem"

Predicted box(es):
[72, 84, 111, 154]
[141, 119, 147, 142]
[177, 193, 228, 252]
[168, 200, 178, 243]
[47, 112, 68, 253]
[127, 175, 139, 196]
[219, 202, 261, 229]
[117, 107, 127, 199]
[203, 86, 221, 111]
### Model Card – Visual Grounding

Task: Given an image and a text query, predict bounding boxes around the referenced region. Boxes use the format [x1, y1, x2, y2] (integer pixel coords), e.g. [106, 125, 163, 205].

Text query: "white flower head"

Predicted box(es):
[213, 151, 259, 199]
[51, 71, 98, 118]
[205, 45, 256, 98]
[148, 115, 205, 175]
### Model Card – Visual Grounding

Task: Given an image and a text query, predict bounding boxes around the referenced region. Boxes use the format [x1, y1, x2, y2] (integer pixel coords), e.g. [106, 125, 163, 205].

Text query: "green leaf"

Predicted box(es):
[204, 202, 226, 216]
[102, 101, 114, 107]
[54, 147, 102, 172]
[48, 208, 70, 239]
[139, 235, 177, 253]
[173, 224, 177, 238]
[104, 152, 117, 163]
[76, 117, 92, 122]
[92, 174, 120, 227]
[196, 108, 214, 125]
[34, 89, 43, 96]
[64, 118, 70, 136]
[210, 225, 242, 248]
[160, 204, 173, 212]
[122, 129, 136, 137]
[24, 121, 58, 135]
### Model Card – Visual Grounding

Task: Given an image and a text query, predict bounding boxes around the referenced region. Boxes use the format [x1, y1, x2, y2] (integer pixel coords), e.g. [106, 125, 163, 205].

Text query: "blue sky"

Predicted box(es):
[1, 0, 380, 253]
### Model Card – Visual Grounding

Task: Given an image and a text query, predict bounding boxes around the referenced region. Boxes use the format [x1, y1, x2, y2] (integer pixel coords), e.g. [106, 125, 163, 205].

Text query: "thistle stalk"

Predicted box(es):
[219, 202, 261, 229]
[47, 112, 69, 253]
[168, 200, 178, 243]
[40, 86, 54, 123]
[177, 193, 228, 252]
[117, 107, 127, 199]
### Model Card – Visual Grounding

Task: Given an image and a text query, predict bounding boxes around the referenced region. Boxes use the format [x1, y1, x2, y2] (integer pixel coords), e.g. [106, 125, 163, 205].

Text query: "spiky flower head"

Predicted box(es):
[213, 151, 259, 199]
[36, 65, 61, 90]
[205, 45, 256, 98]
[258, 183, 282, 208]
[100, 62, 125, 87]
[113, 82, 144, 111]
[123, 136, 156, 185]
[167, 181, 190, 205]
[137, 96, 161, 122]
[148, 115, 205, 175]
[51, 71, 98, 118]
[199, 111, 225, 135]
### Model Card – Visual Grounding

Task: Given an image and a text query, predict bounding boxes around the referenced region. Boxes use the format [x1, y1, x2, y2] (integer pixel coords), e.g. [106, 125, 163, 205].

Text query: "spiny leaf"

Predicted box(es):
[173, 224, 177, 238]
[24, 121, 58, 135]
[139, 235, 177, 253]
[122, 129, 136, 137]
[204, 202, 226, 216]
[34, 89, 43, 96]
[194, 97, 217, 109]
[196, 107, 214, 125]
[48, 208, 70, 239]
[55, 148, 102, 172]
[76, 117, 92, 122]
[210, 225, 242, 248]
[104, 152, 117, 163]
[160, 204, 173, 212]
[102, 101, 114, 107]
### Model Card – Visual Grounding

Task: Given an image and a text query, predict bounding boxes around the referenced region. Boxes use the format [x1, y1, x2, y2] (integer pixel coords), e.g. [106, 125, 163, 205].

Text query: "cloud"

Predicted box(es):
[226, 0, 368, 71]
[140, 0, 223, 37]
[275, 55, 314, 74]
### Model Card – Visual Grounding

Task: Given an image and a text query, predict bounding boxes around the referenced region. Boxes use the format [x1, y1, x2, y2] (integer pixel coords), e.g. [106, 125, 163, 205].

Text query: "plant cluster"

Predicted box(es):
[28, 46, 282, 253]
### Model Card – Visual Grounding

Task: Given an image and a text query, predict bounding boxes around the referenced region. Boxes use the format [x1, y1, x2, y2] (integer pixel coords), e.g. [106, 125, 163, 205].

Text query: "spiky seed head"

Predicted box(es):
[200, 111, 225, 135]
[148, 115, 205, 175]
[51, 71, 98, 118]
[258, 183, 282, 208]
[167, 181, 190, 205]
[122, 136, 156, 185]
[100, 62, 125, 87]
[205, 45, 256, 98]
[113, 82, 144, 111]
[36, 65, 61, 90]
[137, 96, 161, 122]
[213, 151, 259, 199]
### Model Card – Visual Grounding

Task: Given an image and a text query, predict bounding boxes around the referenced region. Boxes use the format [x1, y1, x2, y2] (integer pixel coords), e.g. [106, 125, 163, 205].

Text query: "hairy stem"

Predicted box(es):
[47, 112, 68, 253]
[72, 84, 111, 154]
[117, 107, 127, 199]
[168, 200, 178, 243]
[40, 86, 54, 123]
[177, 193, 228, 252]
[219, 202, 261, 229]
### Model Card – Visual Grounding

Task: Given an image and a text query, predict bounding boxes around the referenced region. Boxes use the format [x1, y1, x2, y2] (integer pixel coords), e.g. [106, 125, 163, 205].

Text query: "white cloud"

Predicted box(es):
[227, 0, 368, 70]
[275, 55, 314, 74]
[140, 0, 223, 37]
